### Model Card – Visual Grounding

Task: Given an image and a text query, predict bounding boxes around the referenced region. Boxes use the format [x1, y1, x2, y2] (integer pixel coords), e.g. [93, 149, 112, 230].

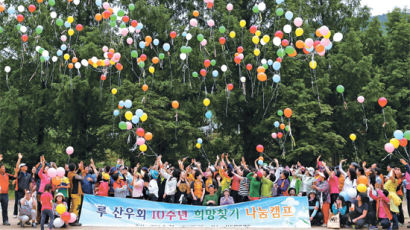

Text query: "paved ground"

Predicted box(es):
[3, 200, 410, 229]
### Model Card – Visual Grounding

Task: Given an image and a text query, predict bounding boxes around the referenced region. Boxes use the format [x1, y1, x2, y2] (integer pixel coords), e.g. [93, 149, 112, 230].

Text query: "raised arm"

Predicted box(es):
[339, 159, 347, 177]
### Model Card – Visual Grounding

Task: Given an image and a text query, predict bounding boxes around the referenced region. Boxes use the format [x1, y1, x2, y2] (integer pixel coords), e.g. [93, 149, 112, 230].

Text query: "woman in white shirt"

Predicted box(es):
[160, 168, 179, 203]
[132, 172, 144, 199]
[339, 159, 357, 201]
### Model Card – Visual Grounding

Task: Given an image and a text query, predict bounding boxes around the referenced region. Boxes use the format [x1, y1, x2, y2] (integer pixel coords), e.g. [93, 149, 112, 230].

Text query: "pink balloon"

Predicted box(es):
[320, 38, 331, 47]
[207, 19, 215, 27]
[126, 37, 133, 45]
[357, 96, 365, 103]
[56, 167, 65, 177]
[102, 46, 108, 52]
[69, 213, 77, 224]
[113, 53, 121, 60]
[319, 26, 329, 36]
[60, 35, 67, 42]
[102, 2, 110, 10]
[200, 39, 207, 46]
[121, 28, 128, 37]
[305, 38, 313, 48]
[190, 18, 198, 27]
[226, 3, 233, 11]
[47, 168, 57, 178]
[318, 50, 326, 56]
[136, 137, 145, 146]
[384, 143, 394, 153]
[293, 17, 303, 27]
[104, 59, 110, 66]
[271, 133, 277, 139]
[66, 146, 74, 155]
[238, 53, 244, 60]
[126, 122, 132, 130]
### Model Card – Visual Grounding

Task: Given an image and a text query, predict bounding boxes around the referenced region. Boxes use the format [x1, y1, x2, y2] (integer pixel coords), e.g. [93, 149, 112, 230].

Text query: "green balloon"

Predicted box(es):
[16, 24, 21, 31]
[131, 50, 138, 58]
[39, 48, 44, 54]
[138, 61, 145, 68]
[285, 125, 290, 132]
[210, 59, 216, 66]
[252, 5, 259, 13]
[197, 34, 204, 42]
[109, 21, 116, 27]
[263, 64, 268, 69]
[120, 22, 126, 28]
[276, 8, 284, 16]
[128, 4, 135, 10]
[48, 0, 56, 6]
[0, 26, 3, 33]
[117, 10, 125, 17]
[218, 26, 226, 33]
[159, 53, 165, 60]
[40, 56, 45, 62]
[56, 18, 64, 27]
[110, 14, 117, 22]
[276, 48, 285, 57]
[186, 46, 192, 53]
[277, 110, 283, 116]
[35, 26, 43, 34]
[192, 72, 198, 78]
[285, 46, 294, 55]
[404, 130, 410, 140]
[336, 85, 344, 93]
[118, 121, 127, 130]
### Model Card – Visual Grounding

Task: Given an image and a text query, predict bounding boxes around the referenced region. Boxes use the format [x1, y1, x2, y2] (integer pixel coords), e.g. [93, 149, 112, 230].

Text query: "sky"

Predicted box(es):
[361, 0, 408, 15]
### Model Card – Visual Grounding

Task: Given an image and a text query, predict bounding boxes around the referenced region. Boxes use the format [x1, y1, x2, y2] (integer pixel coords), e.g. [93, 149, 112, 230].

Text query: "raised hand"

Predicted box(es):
[18, 153, 23, 159]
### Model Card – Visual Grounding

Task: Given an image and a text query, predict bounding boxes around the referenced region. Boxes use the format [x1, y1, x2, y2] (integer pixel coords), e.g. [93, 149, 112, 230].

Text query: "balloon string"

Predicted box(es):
[353, 142, 358, 162]
[312, 70, 322, 112]
[342, 93, 347, 110]
[262, 83, 279, 118]
[382, 109, 388, 140]
[225, 91, 229, 116]
[361, 104, 368, 132]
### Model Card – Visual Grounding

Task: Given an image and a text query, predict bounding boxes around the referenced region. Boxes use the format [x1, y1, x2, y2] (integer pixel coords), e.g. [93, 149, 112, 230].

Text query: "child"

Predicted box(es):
[53, 193, 68, 227]
[40, 184, 54, 230]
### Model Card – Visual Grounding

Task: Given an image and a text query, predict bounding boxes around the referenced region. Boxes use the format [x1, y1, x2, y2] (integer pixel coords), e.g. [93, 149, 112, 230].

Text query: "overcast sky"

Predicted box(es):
[361, 0, 408, 15]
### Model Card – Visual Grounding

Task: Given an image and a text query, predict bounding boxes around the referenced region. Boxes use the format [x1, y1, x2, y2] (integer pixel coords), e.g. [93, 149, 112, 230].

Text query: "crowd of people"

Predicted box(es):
[1, 153, 410, 229]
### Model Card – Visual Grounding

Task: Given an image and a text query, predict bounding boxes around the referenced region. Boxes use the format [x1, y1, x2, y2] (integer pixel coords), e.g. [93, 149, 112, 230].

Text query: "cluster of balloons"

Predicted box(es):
[55, 204, 77, 227]
[384, 130, 409, 154]
[195, 138, 203, 149]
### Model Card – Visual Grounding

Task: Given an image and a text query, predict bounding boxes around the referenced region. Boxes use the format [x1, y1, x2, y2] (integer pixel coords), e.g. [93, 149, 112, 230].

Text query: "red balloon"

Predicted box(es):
[100, 74, 106, 81]
[234, 56, 241, 64]
[107, 52, 114, 59]
[227, 83, 234, 91]
[313, 40, 321, 48]
[277, 132, 283, 139]
[75, 24, 83, 32]
[249, 25, 257, 34]
[203, 59, 211, 68]
[102, 10, 111, 19]
[256, 144, 264, 153]
[237, 46, 244, 53]
[284, 108, 293, 118]
[140, 54, 147, 61]
[207, 2, 214, 9]
[276, 57, 282, 63]
[303, 47, 310, 54]
[17, 14, 24, 22]
[28, 5, 36, 13]
[170, 31, 177, 39]
[399, 138, 407, 147]
[219, 37, 226, 45]
[246, 64, 253, 71]
[61, 212, 70, 222]
[200, 69, 207, 77]
[378, 97, 387, 108]
[115, 63, 123, 71]
[281, 39, 289, 47]
[274, 31, 284, 39]
[136, 128, 145, 137]
[131, 20, 138, 27]
[122, 16, 129, 23]
[21, 34, 28, 42]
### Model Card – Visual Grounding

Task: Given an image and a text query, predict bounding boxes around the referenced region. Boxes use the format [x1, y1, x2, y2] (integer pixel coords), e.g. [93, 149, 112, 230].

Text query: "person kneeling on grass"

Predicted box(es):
[18, 189, 37, 228]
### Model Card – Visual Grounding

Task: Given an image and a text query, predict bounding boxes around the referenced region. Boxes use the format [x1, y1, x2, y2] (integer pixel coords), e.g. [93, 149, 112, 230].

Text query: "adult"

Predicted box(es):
[349, 193, 368, 229]
[308, 191, 322, 226]
[82, 160, 98, 195]
[18, 189, 37, 227]
[67, 162, 84, 226]
[331, 195, 348, 228]
[220, 188, 234, 205]
[190, 171, 205, 205]
[202, 184, 218, 206]
[0, 154, 14, 225]
[15, 153, 31, 218]
[131, 164, 144, 199]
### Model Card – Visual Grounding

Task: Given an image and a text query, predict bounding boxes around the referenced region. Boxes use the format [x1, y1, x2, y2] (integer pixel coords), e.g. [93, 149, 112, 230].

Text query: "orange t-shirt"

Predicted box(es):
[0, 173, 10, 194]
[357, 175, 368, 185]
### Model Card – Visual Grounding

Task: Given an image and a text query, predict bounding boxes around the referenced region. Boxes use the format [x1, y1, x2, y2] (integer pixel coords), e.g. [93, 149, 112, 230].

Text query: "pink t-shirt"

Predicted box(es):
[132, 179, 144, 198]
[328, 175, 339, 194]
[38, 169, 51, 193]
[41, 192, 53, 211]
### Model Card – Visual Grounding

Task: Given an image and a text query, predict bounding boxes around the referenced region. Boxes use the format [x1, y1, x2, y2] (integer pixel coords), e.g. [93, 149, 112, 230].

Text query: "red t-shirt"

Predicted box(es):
[231, 175, 240, 191]
[41, 192, 53, 211]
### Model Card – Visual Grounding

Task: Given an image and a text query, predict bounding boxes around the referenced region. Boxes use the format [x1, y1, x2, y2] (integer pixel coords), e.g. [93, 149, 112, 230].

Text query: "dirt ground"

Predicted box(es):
[3, 200, 410, 229]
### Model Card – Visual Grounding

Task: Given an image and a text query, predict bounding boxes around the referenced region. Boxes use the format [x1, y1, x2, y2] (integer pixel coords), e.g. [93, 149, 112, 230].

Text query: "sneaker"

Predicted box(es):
[3, 221, 11, 226]
[25, 222, 31, 225]
[69, 222, 82, 226]
[32, 223, 36, 228]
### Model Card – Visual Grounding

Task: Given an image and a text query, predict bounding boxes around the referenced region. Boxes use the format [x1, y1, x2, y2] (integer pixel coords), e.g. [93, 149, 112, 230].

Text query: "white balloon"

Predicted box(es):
[333, 32, 343, 42]
[221, 65, 227, 72]
[4, 66, 11, 73]
[273, 37, 281, 46]
[240, 76, 246, 83]
[20, 26, 27, 33]
[186, 33, 192, 41]
[283, 24, 292, 34]
[52, 56, 58, 62]
[81, 59, 88, 66]
[261, 59, 267, 65]
[260, 39, 266, 46]
[54, 218, 64, 228]
[42, 50, 49, 57]
[103, 52, 108, 59]
[18, 5, 25, 13]
[179, 53, 186, 60]
[91, 56, 98, 63]
[50, 12, 57, 19]
[128, 26, 135, 33]
[258, 2, 266, 11]
[75, 62, 81, 69]
[73, 0, 80, 5]
[35, 46, 41, 52]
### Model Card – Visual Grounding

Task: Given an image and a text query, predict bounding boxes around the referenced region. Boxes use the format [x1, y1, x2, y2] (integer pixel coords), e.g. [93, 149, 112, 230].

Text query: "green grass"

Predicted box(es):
[8, 189, 15, 200]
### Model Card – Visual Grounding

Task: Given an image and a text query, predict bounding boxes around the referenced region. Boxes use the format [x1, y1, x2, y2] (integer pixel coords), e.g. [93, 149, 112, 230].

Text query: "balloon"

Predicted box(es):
[205, 111, 213, 119]
[271, 74, 281, 83]
[203, 98, 210, 107]
[293, 17, 303, 27]
[309, 60, 317, 69]
[190, 18, 198, 27]
[140, 113, 148, 122]
[111, 88, 118, 95]
[142, 84, 149, 92]
[126, 122, 132, 130]
[393, 130, 404, 140]
[295, 28, 304, 37]
[284, 108, 292, 118]
[124, 99, 132, 109]
[135, 109, 143, 117]
[280, 124, 285, 130]
[276, 8, 284, 16]
[399, 138, 408, 147]
[277, 110, 283, 116]
[195, 143, 201, 149]
[239, 20, 246, 28]
[47, 168, 57, 178]
[336, 85, 344, 93]
[347, 187, 357, 200]
[66, 146, 74, 155]
[271, 133, 277, 139]
[118, 121, 127, 130]
[283, 24, 292, 34]
[357, 96, 365, 103]
[384, 143, 394, 153]
[333, 32, 343, 42]
[54, 218, 64, 228]
[378, 97, 387, 108]
[390, 138, 400, 149]
[145, 132, 153, 141]
[404, 130, 410, 140]
[69, 213, 77, 224]
[136, 138, 145, 146]
[56, 204, 66, 215]
[61, 212, 70, 222]
[139, 144, 147, 152]
[227, 83, 234, 91]
[125, 111, 133, 121]
[357, 184, 367, 193]
[197, 138, 203, 144]
[258, 160, 263, 166]
[274, 121, 280, 128]
[172, 100, 179, 109]
[285, 11, 293, 20]
[277, 132, 283, 139]
[226, 3, 233, 11]
[256, 145, 264, 153]
[349, 134, 357, 142]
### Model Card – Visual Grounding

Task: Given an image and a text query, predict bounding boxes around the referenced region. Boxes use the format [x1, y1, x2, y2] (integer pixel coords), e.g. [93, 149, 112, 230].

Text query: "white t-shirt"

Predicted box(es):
[148, 179, 158, 197]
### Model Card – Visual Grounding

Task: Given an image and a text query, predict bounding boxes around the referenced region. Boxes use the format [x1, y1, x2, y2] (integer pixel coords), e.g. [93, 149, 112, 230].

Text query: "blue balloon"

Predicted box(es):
[267, 59, 273, 66]
[135, 109, 143, 117]
[153, 39, 159, 46]
[136, 23, 143, 30]
[394, 130, 404, 140]
[7, 7, 15, 15]
[139, 41, 145, 49]
[285, 11, 293, 20]
[119, 100, 125, 107]
[131, 115, 139, 124]
[307, 46, 314, 52]
[272, 74, 281, 83]
[274, 121, 280, 128]
[57, 50, 63, 56]
[212, 70, 218, 78]
[44, 56, 50, 61]
[325, 42, 333, 50]
[113, 109, 120, 116]
[258, 160, 263, 166]
[60, 44, 67, 51]
[182, 32, 187, 37]
[276, 0, 284, 4]
[163, 43, 170, 52]
[339, 191, 349, 202]
[205, 111, 213, 119]
[273, 61, 281, 71]
[124, 99, 132, 109]
[95, 0, 102, 7]
[197, 138, 203, 144]
[64, 21, 71, 28]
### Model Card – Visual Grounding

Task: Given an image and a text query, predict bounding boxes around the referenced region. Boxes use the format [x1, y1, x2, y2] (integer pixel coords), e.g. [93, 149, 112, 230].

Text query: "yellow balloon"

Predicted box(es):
[68, 29, 74, 36]
[239, 20, 246, 28]
[125, 111, 133, 120]
[295, 28, 304, 37]
[229, 31, 236, 38]
[203, 98, 210, 107]
[195, 143, 201, 149]
[309, 60, 317, 70]
[253, 48, 260, 56]
[324, 31, 331, 39]
[255, 30, 261, 37]
[262, 35, 270, 43]
[92, 63, 98, 68]
[63, 54, 70, 61]
[111, 88, 117, 95]
[252, 36, 259, 45]
[149, 66, 155, 74]
[349, 133, 357, 142]
[357, 184, 367, 193]
[56, 204, 66, 215]
[139, 144, 147, 152]
[67, 16, 74, 24]
[110, 60, 115, 65]
[140, 113, 148, 122]
[390, 138, 400, 149]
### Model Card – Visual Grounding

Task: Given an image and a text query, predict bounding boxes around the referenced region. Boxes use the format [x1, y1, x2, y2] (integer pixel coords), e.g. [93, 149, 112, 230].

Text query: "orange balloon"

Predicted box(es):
[88, 59, 93, 65]
[315, 29, 322, 37]
[95, 13, 102, 21]
[315, 44, 325, 53]
[145, 36, 152, 44]
[144, 132, 153, 141]
[68, 63, 74, 69]
[295, 40, 305, 49]
[258, 156, 264, 161]
[115, 63, 123, 71]
[279, 124, 285, 130]
[72, 57, 78, 63]
[52, 176, 62, 186]
[37, 0, 44, 3]
[142, 84, 149, 92]
[257, 66, 265, 73]
[257, 72, 267, 82]
[284, 108, 293, 118]
[288, 50, 297, 57]
[0, 5, 5, 12]
[109, 48, 115, 54]
[152, 57, 159, 64]
[172, 100, 179, 109]
[118, 105, 123, 109]
[108, 8, 113, 14]
[193, 10, 199, 17]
